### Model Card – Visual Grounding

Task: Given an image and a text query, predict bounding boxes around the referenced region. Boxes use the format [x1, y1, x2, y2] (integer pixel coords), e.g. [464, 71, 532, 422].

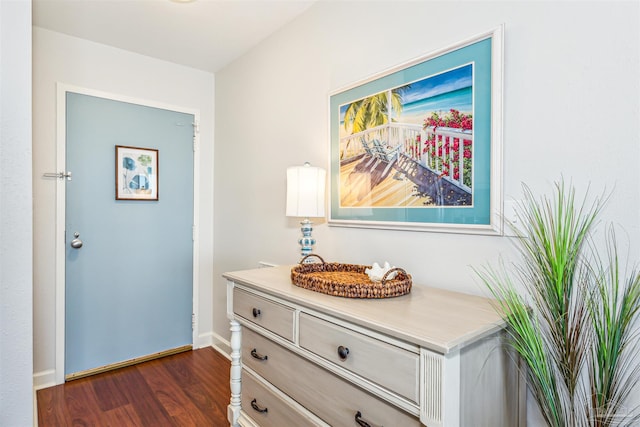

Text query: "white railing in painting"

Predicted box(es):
[423, 126, 473, 193]
[339, 123, 473, 192]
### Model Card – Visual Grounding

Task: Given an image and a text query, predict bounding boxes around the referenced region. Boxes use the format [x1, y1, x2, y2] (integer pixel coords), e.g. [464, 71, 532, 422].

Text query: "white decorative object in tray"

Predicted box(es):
[364, 261, 397, 281]
[225, 265, 525, 427]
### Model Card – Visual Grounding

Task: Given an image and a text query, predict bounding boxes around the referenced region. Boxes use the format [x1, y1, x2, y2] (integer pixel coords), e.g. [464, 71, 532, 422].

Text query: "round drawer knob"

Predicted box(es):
[337, 345, 350, 360]
[252, 308, 261, 318]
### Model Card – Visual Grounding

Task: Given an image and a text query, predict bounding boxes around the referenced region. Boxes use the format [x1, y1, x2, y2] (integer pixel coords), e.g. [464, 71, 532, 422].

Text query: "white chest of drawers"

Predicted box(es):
[225, 265, 524, 427]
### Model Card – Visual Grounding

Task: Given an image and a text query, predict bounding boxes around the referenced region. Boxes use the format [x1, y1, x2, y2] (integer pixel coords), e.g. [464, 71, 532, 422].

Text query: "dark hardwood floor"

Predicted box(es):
[37, 347, 231, 426]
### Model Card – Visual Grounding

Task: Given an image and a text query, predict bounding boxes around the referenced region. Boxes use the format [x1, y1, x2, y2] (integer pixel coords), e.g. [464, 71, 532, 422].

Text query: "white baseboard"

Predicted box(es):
[33, 369, 57, 391]
[212, 342, 231, 360]
[196, 330, 230, 358]
[33, 388, 39, 427]
[210, 331, 231, 358]
[194, 330, 214, 348]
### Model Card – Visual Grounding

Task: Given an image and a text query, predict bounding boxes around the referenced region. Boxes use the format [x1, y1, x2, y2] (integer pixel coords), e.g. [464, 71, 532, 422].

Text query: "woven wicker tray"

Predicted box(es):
[290, 254, 412, 299]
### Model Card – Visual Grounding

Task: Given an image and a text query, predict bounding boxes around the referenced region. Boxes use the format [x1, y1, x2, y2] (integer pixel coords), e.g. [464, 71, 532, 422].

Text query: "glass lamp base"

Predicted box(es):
[298, 219, 316, 262]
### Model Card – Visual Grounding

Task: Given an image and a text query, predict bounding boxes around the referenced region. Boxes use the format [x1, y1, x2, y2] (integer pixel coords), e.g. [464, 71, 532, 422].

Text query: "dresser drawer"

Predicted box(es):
[241, 370, 324, 427]
[299, 312, 419, 403]
[233, 287, 295, 341]
[242, 327, 421, 427]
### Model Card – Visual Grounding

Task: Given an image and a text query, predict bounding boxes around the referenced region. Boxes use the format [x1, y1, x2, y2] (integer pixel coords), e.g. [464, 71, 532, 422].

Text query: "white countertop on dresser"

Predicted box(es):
[223, 265, 506, 354]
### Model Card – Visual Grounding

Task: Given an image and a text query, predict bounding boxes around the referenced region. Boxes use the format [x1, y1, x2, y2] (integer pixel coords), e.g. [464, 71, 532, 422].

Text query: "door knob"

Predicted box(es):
[70, 232, 83, 249]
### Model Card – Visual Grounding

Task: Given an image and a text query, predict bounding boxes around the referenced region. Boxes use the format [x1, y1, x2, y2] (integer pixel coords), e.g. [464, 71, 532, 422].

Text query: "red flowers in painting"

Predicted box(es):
[421, 109, 473, 188]
[424, 109, 473, 131]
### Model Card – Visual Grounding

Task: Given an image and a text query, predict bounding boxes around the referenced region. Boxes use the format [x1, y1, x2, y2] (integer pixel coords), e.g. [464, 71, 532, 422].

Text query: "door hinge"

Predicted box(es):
[192, 121, 200, 134]
[193, 140, 197, 152]
[192, 313, 196, 331]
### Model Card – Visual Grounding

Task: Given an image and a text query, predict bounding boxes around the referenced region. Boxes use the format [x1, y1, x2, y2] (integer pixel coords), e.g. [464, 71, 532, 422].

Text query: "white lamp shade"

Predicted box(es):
[286, 164, 326, 218]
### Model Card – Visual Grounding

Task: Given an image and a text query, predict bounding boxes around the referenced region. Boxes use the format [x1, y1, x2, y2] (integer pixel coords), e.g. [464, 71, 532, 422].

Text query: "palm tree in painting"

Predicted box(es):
[343, 87, 407, 134]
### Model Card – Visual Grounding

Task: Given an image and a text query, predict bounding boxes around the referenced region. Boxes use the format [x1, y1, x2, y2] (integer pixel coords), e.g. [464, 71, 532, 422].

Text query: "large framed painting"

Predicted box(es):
[328, 26, 503, 235]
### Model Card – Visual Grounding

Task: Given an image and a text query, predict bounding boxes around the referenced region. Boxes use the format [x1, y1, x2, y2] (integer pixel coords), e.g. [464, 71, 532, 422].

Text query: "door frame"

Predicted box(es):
[54, 83, 201, 384]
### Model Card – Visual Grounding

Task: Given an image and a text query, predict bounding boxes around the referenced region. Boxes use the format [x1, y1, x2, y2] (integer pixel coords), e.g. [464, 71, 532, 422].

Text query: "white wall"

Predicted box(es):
[0, 0, 34, 425]
[214, 1, 639, 423]
[214, 0, 640, 335]
[32, 27, 216, 386]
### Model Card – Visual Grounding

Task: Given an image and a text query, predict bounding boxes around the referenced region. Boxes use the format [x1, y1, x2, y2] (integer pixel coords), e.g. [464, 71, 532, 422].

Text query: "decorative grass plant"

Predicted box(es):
[475, 180, 640, 427]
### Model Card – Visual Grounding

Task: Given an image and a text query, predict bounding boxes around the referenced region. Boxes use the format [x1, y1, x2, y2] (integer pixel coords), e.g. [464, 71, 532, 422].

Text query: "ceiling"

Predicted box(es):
[32, 0, 317, 73]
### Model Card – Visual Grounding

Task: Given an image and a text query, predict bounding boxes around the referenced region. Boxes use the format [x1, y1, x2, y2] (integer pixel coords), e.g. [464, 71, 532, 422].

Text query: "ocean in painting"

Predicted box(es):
[396, 63, 473, 126]
[339, 64, 473, 132]
[338, 64, 473, 137]
[398, 86, 472, 126]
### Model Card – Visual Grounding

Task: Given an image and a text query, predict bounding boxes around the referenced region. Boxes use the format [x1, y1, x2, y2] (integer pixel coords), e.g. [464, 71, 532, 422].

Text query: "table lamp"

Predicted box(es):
[286, 162, 326, 260]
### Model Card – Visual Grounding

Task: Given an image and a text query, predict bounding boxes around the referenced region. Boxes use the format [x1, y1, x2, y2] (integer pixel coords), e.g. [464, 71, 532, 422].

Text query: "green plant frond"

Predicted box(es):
[609, 355, 640, 403]
[474, 262, 567, 426]
[587, 225, 640, 426]
[475, 179, 640, 427]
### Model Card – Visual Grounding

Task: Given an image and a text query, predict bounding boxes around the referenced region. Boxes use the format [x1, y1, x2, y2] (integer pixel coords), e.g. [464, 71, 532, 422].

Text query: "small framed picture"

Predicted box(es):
[115, 145, 159, 201]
